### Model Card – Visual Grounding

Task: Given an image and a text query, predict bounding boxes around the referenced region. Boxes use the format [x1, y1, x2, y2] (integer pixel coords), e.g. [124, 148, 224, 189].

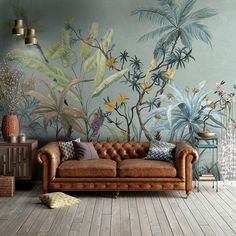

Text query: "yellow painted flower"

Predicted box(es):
[154, 114, 161, 120]
[209, 102, 216, 109]
[145, 58, 156, 78]
[117, 94, 127, 105]
[104, 99, 115, 113]
[192, 87, 199, 93]
[93, 110, 99, 116]
[141, 81, 152, 92]
[164, 69, 175, 79]
[106, 57, 116, 69]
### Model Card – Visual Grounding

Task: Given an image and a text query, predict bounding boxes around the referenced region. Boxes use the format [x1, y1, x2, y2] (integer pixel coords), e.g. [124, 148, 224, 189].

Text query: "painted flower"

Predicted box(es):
[106, 57, 117, 69]
[215, 82, 224, 91]
[145, 58, 156, 79]
[117, 94, 127, 105]
[192, 87, 199, 93]
[164, 69, 175, 79]
[209, 102, 216, 109]
[154, 114, 161, 120]
[222, 91, 230, 101]
[141, 81, 152, 92]
[91, 109, 104, 136]
[104, 99, 115, 113]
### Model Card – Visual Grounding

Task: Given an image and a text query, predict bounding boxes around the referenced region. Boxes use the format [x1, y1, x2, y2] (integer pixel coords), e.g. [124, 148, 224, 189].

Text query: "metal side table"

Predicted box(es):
[194, 135, 219, 192]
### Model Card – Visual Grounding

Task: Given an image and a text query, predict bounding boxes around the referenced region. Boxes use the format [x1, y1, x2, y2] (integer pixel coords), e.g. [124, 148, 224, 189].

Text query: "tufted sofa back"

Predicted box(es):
[93, 141, 150, 162]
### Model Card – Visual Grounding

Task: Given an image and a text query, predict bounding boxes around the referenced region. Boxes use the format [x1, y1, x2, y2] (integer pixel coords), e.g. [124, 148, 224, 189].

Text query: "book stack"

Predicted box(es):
[198, 174, 216, 181]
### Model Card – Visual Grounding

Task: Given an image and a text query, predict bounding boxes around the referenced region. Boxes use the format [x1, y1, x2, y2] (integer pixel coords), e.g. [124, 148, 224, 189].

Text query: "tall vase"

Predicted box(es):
[1, 115, 19, 141]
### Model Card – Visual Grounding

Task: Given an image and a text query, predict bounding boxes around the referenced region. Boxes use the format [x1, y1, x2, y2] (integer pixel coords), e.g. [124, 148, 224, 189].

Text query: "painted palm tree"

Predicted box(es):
[131, 0, 217, 58]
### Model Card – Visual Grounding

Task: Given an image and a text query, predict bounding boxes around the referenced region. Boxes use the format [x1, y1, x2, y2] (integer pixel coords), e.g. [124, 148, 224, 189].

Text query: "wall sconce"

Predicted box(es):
[12, 19, 24, 36]
[12, 19, 48, 63]
[25, 29, 38, 45]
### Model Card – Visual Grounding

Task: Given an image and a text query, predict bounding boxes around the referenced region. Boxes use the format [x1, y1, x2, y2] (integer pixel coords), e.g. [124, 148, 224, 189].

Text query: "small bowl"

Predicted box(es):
[197, 132, 215, 138]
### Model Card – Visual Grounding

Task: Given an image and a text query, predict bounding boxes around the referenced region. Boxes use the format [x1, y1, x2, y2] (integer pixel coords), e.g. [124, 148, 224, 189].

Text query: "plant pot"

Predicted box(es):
[1, 115, 20, 141]
[197, 131, 215, 138]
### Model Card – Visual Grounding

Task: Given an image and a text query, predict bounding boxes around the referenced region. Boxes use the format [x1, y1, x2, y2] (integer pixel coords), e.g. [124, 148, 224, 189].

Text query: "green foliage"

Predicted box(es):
[7, 49, 73, 83]
[132, 0, 217, 58]
[94, 51, 107, 86]
[80, 22, 99, 60]
[25, 79, 88, 138]
[83, 53, 97, 73]
[83, 28, 114, 86]
[45, 18, 77, 67]
[93, 69, 128, 97]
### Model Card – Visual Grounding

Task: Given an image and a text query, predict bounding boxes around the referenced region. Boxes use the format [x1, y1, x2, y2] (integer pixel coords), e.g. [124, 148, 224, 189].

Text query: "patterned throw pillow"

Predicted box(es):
[144, 141, 176, 163]
[59, 138, 80, 162]
[39, 192, 80, 209]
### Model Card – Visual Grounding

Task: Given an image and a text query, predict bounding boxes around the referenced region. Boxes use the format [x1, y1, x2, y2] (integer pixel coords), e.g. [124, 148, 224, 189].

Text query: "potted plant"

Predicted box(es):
[0, 60, 22, 141]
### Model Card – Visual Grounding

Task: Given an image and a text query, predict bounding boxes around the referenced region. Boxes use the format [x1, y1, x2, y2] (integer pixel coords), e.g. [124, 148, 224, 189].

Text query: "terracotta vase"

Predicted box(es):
[1, 115, 20, 141]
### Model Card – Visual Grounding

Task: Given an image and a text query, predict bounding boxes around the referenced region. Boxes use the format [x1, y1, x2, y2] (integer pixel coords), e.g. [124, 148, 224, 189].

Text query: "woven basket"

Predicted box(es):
[0, 176, 15, 197]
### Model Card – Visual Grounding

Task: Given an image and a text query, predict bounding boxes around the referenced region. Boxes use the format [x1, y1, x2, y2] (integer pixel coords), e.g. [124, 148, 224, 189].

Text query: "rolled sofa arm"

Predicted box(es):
[37, 142, 61, 193]
[174, 142, 198, 164]
[173, 142, 199, 195]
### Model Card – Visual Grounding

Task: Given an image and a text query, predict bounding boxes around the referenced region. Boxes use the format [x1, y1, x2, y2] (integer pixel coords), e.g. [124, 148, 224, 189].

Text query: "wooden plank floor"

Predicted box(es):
[1, 182, 236, 236]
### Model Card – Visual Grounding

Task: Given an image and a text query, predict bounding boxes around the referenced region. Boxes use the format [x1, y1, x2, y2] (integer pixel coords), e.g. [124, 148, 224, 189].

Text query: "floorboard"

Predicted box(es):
[0, 182, 236, 236]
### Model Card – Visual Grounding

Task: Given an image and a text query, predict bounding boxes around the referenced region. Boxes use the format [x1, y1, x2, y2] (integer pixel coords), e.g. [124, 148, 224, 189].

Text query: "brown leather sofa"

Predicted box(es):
[37, 141, 198, 196]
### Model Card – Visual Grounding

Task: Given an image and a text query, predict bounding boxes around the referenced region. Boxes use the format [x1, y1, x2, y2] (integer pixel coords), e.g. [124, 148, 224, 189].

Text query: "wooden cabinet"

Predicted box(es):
[0, 140, 38, 180]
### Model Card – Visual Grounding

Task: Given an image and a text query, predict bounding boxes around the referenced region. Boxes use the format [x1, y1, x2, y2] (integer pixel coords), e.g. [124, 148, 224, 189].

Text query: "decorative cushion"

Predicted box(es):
[58, 159, 117, 177]
[39, 192, 80, 209]
[59, 138, 80, 162]
[143, 141, 176, 163]
[73, 141, 99, 160]
[118, 159, 177, 177]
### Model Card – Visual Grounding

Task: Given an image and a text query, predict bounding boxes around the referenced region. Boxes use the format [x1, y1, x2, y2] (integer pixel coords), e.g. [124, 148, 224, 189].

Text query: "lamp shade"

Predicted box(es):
[12, 19, 24, 36]
[25, 29, 38, 45]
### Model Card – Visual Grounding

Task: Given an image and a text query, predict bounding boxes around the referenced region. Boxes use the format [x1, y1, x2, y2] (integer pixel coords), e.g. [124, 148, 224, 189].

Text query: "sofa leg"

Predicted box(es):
[186, 190, 191, 198]
[114, 191, 119, 199]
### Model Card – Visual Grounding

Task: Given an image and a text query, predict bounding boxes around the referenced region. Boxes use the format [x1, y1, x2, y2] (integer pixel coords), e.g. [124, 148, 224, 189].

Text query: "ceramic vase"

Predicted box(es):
[1, 115, 19, 141]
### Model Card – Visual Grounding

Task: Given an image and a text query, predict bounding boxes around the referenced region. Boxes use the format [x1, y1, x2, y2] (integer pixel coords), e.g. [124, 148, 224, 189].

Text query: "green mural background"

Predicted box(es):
[0, 0, 235, 163]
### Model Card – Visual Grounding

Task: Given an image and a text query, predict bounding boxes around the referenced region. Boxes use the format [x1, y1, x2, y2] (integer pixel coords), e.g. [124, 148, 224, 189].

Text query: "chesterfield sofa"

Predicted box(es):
[37, 141, 198, 196]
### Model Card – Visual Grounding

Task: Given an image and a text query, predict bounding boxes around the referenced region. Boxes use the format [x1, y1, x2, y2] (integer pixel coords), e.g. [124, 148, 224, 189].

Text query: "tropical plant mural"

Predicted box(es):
[5, 0, 221, 144]
[148, 81, 224, 144]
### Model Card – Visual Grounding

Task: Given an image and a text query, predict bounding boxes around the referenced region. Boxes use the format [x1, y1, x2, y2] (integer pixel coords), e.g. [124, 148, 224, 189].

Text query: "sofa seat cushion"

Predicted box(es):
[58, 159, 117, 178]
[118, 159, 177, 178]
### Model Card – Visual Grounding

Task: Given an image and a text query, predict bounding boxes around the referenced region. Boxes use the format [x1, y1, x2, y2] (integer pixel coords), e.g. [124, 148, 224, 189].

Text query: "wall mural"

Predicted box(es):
[1, 0, 236, 176]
